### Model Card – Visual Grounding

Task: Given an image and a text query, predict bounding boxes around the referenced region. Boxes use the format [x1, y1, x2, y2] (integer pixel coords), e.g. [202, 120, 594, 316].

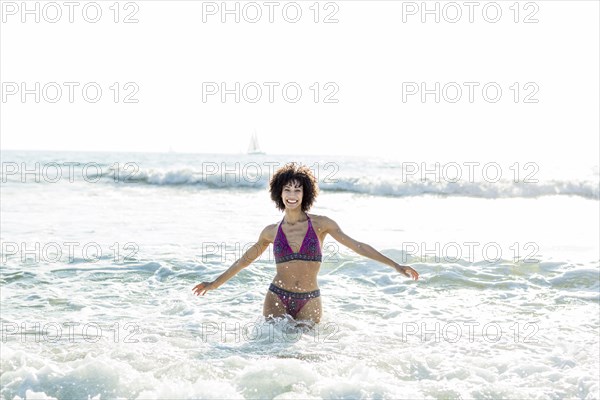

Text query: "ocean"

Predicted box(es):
[1, 150, 598, 399]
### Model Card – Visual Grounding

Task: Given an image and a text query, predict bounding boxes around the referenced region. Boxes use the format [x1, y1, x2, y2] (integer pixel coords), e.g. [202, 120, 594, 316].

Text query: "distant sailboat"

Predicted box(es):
[247, 131, 266, 155]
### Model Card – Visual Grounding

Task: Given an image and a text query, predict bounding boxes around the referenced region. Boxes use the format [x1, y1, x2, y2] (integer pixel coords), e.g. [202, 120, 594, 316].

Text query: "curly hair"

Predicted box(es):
[269, 162, 319, 212]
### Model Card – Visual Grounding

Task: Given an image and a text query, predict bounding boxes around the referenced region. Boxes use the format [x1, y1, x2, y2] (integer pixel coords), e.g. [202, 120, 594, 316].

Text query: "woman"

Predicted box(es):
[192, 162, 419, 324]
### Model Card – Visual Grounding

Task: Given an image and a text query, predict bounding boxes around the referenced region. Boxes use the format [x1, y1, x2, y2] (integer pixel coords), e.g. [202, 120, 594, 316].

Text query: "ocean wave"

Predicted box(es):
[3, 158, 598, 199]
[341, 251, 600, 293]
[320, 176, 600, 199]
[93, 167, 600, 199]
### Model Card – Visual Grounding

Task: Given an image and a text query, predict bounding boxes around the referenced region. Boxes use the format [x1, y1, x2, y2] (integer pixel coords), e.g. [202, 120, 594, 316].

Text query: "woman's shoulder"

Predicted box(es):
[258, 221, 281, 244]
[307, 213, 330, 221]
[307, 213, 334, 229]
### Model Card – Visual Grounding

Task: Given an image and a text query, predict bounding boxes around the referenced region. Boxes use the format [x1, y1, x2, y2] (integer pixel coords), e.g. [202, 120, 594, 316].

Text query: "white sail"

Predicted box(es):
[247, 131, 265, 155]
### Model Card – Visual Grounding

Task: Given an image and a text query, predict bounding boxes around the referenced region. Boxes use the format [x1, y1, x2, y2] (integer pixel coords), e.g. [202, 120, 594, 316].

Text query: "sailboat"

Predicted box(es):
[247, 131, 266, 155]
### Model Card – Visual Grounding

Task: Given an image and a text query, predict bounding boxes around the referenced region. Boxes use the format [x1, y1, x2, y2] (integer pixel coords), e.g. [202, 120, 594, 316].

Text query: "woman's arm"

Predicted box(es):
[192, 225, 273, 296]
[322, 216, 419, 280]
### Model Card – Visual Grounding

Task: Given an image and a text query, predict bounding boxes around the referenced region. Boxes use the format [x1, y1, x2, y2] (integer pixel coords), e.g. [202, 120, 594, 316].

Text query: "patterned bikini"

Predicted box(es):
[270, 213, 322, 319]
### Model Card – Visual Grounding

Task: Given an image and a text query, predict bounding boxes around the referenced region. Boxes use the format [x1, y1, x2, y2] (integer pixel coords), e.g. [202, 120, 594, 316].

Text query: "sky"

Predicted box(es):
[1, 0, 599, 166]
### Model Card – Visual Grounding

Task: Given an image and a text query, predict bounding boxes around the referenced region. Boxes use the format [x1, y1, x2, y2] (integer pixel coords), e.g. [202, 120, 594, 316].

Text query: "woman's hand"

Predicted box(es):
[393, 264, 419, 280]
[192, 281, 216, 296]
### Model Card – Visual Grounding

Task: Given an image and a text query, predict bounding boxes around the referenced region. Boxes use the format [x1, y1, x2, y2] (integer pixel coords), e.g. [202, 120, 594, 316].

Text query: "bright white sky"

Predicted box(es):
[1, 1, 598, 165]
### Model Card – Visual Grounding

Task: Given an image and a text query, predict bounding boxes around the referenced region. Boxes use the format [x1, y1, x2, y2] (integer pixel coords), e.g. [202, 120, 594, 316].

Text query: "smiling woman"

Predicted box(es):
[192, 162, 419, 324]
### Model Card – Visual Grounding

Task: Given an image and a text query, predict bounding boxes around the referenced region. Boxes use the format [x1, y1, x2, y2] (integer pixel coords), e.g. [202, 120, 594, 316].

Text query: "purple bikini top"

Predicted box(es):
[273, 214, 322, 264]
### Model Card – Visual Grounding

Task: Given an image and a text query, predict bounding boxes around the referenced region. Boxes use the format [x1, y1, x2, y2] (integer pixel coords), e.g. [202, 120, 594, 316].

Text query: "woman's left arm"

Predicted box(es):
[321, 216, 419, 280]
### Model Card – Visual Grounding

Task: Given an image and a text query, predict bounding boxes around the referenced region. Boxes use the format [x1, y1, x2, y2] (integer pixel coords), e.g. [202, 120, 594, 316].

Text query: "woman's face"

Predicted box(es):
[282, 180, 303, 210]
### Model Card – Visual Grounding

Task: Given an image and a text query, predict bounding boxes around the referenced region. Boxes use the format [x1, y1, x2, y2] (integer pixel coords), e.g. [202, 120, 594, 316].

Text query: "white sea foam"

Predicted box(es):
[119, 169, 600, 199]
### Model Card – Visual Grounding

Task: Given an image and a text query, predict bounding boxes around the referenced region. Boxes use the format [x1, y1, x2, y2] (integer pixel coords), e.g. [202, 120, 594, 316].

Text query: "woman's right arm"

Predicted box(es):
[192, 225, 273, 296]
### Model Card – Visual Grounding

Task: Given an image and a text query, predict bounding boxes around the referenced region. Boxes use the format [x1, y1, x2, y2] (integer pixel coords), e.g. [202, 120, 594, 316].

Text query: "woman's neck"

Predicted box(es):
[283, 209, 306, 224]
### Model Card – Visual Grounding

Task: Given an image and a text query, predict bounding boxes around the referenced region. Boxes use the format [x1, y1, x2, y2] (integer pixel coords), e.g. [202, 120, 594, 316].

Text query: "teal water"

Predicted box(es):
[1, 151, 598, 399]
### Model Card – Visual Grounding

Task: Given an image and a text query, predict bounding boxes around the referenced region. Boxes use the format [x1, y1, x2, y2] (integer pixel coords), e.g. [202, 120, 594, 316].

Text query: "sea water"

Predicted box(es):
[1, 150, 598, 399]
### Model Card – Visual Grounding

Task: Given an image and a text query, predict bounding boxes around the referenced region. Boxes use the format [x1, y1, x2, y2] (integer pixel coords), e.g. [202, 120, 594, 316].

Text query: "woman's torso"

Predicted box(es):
[270, 213, 325, 292]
